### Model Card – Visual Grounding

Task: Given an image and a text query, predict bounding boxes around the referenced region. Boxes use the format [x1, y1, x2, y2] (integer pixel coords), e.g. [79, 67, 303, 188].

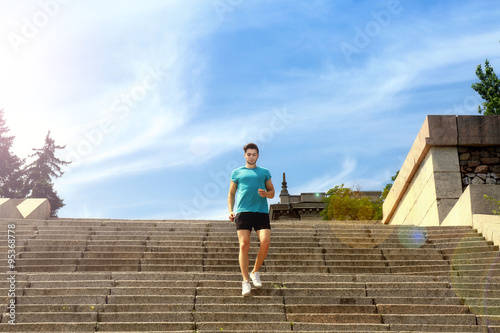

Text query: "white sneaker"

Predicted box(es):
[250, 271, 262, 289]
[242, 280, 251, 296]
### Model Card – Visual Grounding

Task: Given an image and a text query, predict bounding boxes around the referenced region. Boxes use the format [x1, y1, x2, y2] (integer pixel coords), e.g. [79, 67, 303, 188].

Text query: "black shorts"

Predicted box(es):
[235, 212, 271, 231]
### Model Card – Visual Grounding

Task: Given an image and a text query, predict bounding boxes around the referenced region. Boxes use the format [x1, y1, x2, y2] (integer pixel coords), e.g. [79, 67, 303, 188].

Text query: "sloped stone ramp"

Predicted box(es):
[1, 218, 500, 332]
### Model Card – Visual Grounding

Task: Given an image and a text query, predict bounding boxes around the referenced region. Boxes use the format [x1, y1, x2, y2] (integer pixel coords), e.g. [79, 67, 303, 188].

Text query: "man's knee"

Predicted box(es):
[239, 238, 250, 252]
[259, 238, 270, 250]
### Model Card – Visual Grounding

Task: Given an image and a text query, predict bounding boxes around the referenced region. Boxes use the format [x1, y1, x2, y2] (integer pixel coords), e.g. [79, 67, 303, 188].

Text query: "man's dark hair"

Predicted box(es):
[243, 143, 259, 153]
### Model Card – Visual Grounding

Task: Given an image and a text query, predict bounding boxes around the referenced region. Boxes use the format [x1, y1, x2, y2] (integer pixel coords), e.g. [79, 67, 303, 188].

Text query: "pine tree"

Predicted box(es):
[24, 131, 70, 217]
[0, 109, 25, 198]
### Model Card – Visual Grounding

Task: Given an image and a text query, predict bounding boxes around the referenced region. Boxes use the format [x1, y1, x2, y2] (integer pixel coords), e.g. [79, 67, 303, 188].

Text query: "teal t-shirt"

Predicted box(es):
[231, 166, 272, 214]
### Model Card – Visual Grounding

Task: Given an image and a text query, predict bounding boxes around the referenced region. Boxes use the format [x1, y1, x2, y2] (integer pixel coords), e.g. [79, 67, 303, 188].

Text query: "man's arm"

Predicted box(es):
[258, 178, 275, 199]
[228, 180, 237, 221]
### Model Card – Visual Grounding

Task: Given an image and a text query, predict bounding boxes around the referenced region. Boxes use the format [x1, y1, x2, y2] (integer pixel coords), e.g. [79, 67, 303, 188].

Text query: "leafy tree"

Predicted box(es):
[471, 43, 500, 115]
[0, 109, 25, 198]
[380, 171, 399, 202]
[320, 184, 377, 221]
[372, 170, 400, 220]
[24, 131, 70, 217]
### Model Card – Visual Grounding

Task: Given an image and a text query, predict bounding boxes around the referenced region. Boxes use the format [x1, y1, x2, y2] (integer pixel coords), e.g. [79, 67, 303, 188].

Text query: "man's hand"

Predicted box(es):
[229, 212, 235, 222]
[258, 188, 268, 198]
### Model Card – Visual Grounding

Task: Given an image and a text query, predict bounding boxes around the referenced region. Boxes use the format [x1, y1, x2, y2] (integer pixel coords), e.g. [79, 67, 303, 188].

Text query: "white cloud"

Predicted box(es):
[292, 158, 357, 193]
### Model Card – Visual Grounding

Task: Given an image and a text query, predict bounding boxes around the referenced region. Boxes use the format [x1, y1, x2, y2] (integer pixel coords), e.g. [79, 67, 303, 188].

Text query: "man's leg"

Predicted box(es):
[252, 228, 270, 274]
[237, 229, 251, 281]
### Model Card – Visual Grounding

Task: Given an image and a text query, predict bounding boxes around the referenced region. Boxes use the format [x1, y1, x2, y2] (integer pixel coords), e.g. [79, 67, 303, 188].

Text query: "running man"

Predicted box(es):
[228, 143, 275, 296]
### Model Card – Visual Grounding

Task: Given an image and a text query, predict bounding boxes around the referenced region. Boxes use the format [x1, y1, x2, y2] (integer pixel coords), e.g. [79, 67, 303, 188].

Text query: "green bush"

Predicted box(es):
[484, 195, 500, 215]
[320, 184, 378, 220]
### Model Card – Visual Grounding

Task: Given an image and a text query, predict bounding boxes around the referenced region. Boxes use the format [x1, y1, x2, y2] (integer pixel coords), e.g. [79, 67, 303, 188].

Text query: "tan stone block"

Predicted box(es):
[406, 205, 420, 226]
[441, 186, 473, 227]
[17, 199, 50, 220]
[411, 156, 435, 198]
[404, 177, 438, 226]
[469, 184, 500, 214]
[434, 172, 462, 199]
[389, 195, 409, 225]
[425, 115, 458, 146]
[0, 198, 23, 219]
[403, 206, 417, 225]
[436, 198, 459, 223]
[429, 147, 460, 172]
[419, 176, 439, 208]
[472, 214, 500, 247]
[0, 198, 11, 218]
[442, 184, 500, 227]
[389, 193, 410, 225]
[420, 202, 440, 226]
[457, 115, 500, 145]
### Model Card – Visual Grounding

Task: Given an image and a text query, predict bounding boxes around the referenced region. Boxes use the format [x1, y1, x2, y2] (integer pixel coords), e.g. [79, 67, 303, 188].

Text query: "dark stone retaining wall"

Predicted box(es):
[459, 146, 500, 190]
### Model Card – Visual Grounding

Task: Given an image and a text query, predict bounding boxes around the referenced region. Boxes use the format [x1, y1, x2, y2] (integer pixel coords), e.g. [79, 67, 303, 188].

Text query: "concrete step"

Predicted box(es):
[381, 313, 477, 325]
[375, 304, 470, 314]
[18, 251, 84, 259]
[2, 312, 97, 323]
[388, 265, 452, 274]
[441, 245, 499, 255]
[286, 313, 382, 324]
[367, 288, 456, 298]
[196, 296, 285, 305]
[24, 287, 111, 296]
[98, 311, 194, 322]
[16, 295, 108, 305]
[372, 296, 463, 305]
[286, 304, 377, 314]
[325, 260, 388, 267]
[386, 260, 449, 267]
[291, 322, 390, 331]
[195, 322, 292, 331]
[0, 323, 98, 332]
[108, 295, 195, 304]
[446, 251, 500, 260]
[193, 311, 287, 322]
[88, 322, 196, 331]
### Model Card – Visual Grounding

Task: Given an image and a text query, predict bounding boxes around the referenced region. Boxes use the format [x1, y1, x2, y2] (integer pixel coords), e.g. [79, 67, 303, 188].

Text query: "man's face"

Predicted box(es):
[244, 149, 259, 165]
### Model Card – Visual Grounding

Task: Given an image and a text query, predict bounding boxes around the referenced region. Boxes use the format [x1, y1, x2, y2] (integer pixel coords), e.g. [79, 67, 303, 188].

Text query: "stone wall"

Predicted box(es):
[0, 198, 51, 219]
[459, 146, 500, 188]
[442, 184, 500, 227]
[388, 147, 462, 226]
[383, 115, 500, 226]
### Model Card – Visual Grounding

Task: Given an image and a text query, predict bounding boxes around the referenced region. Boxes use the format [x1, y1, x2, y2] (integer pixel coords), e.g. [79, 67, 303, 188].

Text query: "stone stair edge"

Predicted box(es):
[0, 217, 477, 227]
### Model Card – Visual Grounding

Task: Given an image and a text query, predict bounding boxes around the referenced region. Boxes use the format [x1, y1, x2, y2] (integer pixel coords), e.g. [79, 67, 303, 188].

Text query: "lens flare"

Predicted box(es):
[397, 226, 427, 249]
[450, 231, 500, 322]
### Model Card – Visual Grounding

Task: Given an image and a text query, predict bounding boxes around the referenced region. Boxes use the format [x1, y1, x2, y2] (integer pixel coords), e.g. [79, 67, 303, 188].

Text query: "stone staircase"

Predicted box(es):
[1, 218, 500, 332]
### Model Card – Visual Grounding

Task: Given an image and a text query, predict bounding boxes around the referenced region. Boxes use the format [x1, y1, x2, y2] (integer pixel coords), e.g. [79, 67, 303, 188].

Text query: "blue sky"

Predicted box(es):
[0, 0, 499, 219]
